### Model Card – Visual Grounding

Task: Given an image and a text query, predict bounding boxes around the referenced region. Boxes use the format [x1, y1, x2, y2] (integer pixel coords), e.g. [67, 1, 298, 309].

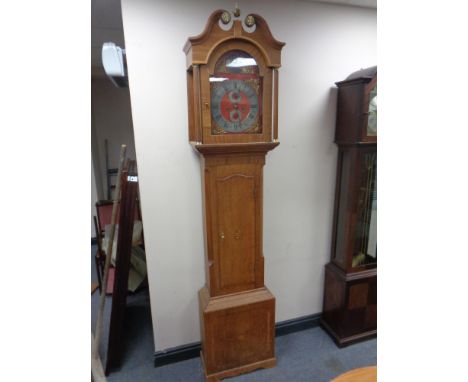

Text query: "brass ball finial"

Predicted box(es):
[220, 11, 231, 24]
[245, 14, 255, 27]
[233, 2, 240, 17]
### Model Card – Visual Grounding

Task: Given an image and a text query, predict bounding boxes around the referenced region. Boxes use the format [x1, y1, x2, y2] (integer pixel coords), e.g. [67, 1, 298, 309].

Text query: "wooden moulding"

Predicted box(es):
[191, 141, 279, 155]
[183, 9, 285, 70]
[199, 286, 276, 381]
[273, 68, 279, 141]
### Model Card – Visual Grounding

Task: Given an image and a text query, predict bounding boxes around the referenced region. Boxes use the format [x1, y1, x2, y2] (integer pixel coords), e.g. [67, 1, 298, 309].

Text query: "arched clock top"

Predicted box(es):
[335, 66, 377, 87]
[207, 41, 267, 77]
[334, 65, 377, 144]
[345, 66, 377, 81]
[183, 9, 285, 70]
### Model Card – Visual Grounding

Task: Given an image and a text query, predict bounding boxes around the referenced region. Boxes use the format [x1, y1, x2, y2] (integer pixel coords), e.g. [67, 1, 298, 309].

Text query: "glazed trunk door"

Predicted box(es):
[214, 168, 257, 295]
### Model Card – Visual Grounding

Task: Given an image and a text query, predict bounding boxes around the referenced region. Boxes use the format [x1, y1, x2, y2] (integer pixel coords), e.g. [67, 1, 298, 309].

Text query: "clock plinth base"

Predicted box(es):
[320, 319, 377, 348]
[199, 286, 276, 381]
[321, 262, 377, 347]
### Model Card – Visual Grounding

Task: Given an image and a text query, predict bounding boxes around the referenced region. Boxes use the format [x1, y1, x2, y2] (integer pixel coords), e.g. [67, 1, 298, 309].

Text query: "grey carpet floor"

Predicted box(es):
[91, 245, 376, 381]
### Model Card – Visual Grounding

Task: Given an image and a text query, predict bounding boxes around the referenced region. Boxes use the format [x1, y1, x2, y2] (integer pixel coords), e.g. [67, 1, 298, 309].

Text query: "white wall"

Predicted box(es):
[121, 0, 376, 352]
[91, 77, 136, 199]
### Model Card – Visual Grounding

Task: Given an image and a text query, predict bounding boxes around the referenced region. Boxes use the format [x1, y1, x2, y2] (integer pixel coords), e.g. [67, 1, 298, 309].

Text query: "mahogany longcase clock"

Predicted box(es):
[321, 66, 377, 347]
[183, 9, 284, 381]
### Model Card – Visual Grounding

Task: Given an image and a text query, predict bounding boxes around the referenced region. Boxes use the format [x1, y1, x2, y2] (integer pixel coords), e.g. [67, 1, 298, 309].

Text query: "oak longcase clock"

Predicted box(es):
[321, 66, 377, 347]
[184, 9, 284, 382]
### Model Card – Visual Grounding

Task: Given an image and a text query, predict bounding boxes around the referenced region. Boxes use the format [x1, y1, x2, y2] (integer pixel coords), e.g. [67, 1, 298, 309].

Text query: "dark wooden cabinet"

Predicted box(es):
[321, 66, 377, 347]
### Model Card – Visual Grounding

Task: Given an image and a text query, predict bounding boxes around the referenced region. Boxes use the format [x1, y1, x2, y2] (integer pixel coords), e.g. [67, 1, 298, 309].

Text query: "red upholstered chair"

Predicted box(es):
[96, 201, 116, 238]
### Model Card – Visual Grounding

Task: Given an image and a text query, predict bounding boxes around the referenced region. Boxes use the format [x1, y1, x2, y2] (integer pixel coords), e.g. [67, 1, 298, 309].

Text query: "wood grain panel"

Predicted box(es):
[193, 65, 203, 142]
[348, 283, 368, 309]
[186, 70, 195, 141]
[213, 307, 271, 370]
[215, 173, 256, 291]
[201, 152, 269, 297]
[323, 265, 344, 313]
[200, 287, 275, 376]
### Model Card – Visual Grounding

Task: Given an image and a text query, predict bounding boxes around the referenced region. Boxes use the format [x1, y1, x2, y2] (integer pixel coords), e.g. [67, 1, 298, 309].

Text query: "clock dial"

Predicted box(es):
[210, 50, 262, 134]
[211, 79, 259, 133]
[367, 84, 377, 136]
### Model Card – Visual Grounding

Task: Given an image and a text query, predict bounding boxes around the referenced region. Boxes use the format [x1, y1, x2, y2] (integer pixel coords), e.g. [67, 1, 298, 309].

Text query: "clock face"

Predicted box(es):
[211, 79, 259, 133]
[210, 50, 262, 134]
